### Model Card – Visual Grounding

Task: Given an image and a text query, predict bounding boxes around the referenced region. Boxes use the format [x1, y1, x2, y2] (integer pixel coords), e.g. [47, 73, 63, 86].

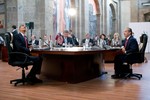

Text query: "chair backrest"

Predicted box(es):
[5, 32, 14, 56]
[127, 34, 148, 64]
[139, 33, 148, 54]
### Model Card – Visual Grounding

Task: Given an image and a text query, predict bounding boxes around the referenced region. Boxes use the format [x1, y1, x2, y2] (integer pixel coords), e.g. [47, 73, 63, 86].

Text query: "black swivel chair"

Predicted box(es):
[5, 32, 34, 86]
[123, 34, 148, 80]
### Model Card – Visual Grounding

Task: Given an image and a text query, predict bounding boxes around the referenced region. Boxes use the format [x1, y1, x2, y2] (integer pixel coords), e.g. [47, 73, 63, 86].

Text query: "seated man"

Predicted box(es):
[69, 29, 79, 46]
[29, 34, 39, 46]
[81, 33, 95, 47]
[62, 30, 74, 47]
[13, 24, 43, 84]
[111, 27, 139, 78]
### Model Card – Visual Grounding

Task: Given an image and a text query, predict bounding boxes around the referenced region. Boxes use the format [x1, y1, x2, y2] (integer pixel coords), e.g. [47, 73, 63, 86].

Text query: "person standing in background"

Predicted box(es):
[12, 25, 18, 36]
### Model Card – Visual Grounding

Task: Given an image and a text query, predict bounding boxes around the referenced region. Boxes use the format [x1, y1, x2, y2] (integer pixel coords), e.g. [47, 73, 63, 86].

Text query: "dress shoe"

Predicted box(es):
[26, 76, 43, 84]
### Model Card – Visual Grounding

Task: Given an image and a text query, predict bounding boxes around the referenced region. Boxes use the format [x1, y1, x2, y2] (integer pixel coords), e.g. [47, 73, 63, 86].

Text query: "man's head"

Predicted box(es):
[63, 30, 69, 38]
[19, 25, 26, 34]
[12, 25, 17, 29]
[85, 33, 90, 39]
[31, 35, 36, 40]
[123, 27, 133, 38]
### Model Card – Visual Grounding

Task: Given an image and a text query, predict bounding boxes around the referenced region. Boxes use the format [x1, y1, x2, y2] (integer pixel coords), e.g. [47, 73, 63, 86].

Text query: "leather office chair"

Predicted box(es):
[5, 32, 33, 86]
[123, 34, 148, 80]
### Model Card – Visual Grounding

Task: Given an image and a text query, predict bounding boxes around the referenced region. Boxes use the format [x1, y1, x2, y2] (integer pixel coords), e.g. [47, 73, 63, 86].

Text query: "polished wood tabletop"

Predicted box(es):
[31, 46, 121, 55]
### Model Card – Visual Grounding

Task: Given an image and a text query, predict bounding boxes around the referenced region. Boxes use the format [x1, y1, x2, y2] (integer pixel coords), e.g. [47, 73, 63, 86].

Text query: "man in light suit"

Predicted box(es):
[111, 27, 139, 78]
[13, 25, 43, 84]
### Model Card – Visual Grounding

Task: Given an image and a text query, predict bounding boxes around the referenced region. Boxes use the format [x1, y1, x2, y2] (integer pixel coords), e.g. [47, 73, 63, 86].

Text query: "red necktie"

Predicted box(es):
[125, 38, 128, 48]
[24, 36, 28, 48]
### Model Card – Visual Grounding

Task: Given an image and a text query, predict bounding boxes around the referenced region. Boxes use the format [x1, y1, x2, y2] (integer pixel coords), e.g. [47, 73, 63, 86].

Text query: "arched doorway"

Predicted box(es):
[109, 3, 116, 38]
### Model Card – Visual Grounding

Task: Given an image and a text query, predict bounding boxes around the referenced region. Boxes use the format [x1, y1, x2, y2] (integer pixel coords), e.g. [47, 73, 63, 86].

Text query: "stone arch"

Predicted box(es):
[93, 0, 100, 14]
[109, 3, 116, 38]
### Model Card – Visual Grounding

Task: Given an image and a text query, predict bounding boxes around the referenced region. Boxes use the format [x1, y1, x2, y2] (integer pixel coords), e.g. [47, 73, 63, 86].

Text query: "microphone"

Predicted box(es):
[39, 37, 50, 49]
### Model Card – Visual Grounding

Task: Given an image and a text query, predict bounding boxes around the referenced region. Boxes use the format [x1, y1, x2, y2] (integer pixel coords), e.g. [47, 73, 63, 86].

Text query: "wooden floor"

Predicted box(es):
[0, 60, 150, 100]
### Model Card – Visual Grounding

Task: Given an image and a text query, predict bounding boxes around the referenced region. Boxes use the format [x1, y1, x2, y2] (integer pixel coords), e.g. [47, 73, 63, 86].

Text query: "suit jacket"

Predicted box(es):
[13, 33, 30, 55]
[29, 39, 39, 45]
[12, 29, 18, 36]
[81, 38, 95, 46]
[62, 36, 73, 45]
[71, 35, 79, 46]
[122, 35, 139, 54]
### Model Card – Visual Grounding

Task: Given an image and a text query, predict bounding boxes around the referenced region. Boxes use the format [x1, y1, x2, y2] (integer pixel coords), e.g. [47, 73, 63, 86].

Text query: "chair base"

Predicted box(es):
[124, 73, 142, 80]
[10, 78, 27, 86]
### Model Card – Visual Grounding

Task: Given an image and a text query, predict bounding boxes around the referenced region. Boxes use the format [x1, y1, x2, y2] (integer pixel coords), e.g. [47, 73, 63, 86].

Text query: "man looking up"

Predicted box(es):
[13, 24, 43, 84]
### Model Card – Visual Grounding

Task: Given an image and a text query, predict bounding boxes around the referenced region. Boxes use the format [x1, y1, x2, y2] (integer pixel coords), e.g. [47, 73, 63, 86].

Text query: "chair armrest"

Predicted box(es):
[9, 52, 30, 65]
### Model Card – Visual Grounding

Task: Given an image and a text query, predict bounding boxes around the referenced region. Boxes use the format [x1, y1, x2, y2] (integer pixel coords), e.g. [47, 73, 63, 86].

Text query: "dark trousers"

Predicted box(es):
[27, 56, 43, 77]
[114, 54, 127, 74]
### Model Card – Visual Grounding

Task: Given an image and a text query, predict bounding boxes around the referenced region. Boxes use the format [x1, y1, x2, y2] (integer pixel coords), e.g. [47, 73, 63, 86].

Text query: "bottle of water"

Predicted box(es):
[85, 39, 89, 48]
[97, 39, 100, 47]
[39, 38, 42, 49]
[49, 40, 53, 49]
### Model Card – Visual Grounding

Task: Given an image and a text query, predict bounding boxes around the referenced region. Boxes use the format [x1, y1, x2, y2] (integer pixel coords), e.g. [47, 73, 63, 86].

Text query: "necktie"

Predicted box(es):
[24, 36, 28, 48]
[125, 38, 128, 48]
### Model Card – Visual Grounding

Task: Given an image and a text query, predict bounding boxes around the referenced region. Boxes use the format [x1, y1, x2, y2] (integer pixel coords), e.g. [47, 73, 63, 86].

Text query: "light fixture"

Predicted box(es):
[68, 8, 77, 16]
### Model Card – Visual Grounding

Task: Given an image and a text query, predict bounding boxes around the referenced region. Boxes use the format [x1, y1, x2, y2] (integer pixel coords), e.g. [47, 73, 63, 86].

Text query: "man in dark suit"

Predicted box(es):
[12, 25, 18, 36]
[29, 34, 39, 46]
[81, 33, 95, 46]
[69, 29, 79, 46]
[13, 24, 43, 83]
[111, 27, 139, 78]
[62, 30, 73, 46]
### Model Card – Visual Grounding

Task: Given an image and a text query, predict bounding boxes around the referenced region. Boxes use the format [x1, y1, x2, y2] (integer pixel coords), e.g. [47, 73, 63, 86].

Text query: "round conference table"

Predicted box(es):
[31, 47, 120, 83]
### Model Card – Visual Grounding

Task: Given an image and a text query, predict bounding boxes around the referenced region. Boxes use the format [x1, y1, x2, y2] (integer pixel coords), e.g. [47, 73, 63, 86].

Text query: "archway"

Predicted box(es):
[109, 3, 116, 38]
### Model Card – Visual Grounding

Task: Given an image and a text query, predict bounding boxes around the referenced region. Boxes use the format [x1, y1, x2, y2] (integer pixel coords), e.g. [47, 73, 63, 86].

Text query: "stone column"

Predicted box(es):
[131, 0, 138, 22]
[77, 0, 86, 44]
[45, 0, 53, 39]
[100, 0, 103, 34]
[6, 0, 18, 32]
[96, 14, 101, 34]
[103, 0, 107, 34]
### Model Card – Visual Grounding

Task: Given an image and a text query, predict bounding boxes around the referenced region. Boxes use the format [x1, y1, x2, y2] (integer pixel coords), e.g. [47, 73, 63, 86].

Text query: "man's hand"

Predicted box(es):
[121, 46, 126, 53]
